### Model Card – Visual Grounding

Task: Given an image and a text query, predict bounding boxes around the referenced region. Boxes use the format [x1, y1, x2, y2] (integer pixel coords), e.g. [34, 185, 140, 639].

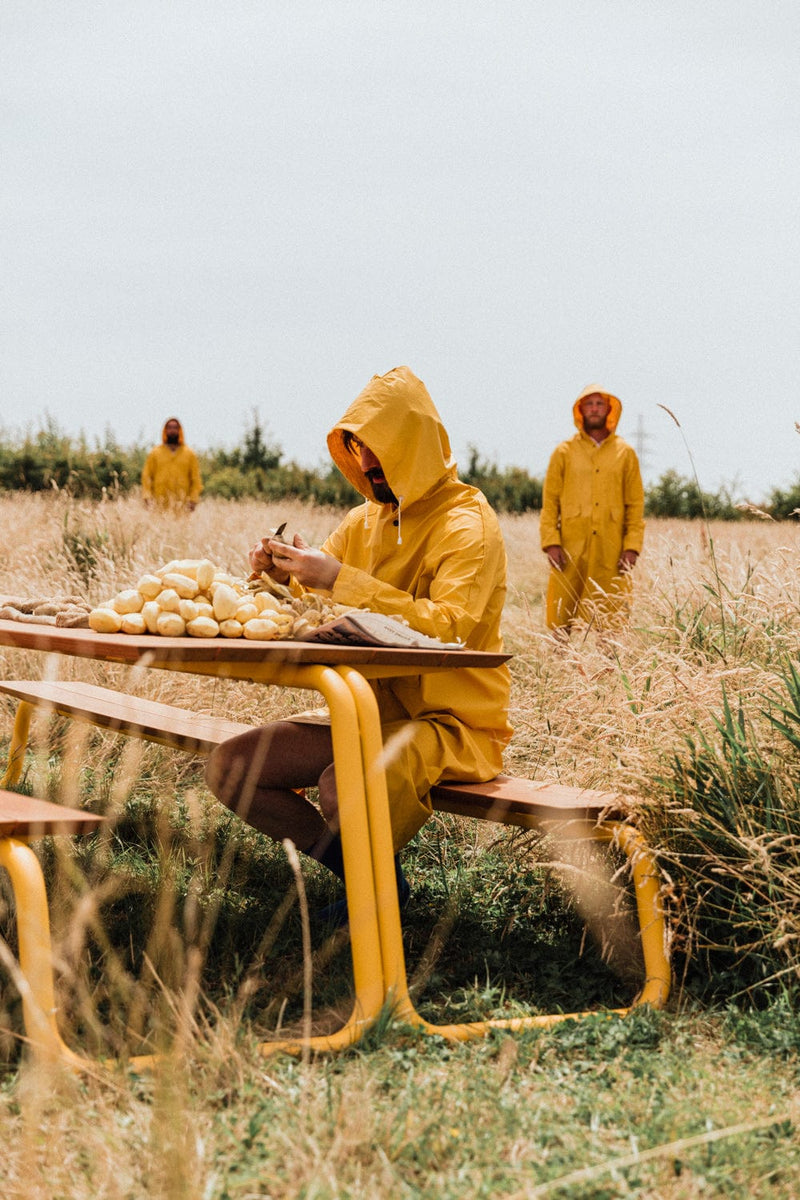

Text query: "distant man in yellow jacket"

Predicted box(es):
[205, 366, 512, 922]
[540, 385, 644, 632]
[141, 417, 202, 511]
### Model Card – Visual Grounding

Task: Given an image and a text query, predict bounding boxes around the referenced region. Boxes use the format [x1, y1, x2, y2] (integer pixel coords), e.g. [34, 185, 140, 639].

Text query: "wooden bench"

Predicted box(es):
[0, 680, 252, 788]
[0, 788, 105, 1067]
[0, 679, 671, 1014]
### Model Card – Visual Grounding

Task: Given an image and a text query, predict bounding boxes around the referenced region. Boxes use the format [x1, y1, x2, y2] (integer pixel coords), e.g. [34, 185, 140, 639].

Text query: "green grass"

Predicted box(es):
[1, 748, 798, 1196]
[1, 1004, 798, 1198]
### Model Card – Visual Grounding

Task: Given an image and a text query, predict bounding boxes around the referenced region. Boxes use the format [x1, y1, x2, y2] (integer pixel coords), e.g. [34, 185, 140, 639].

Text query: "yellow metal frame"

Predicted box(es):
[0, 662, 389, 1066]
[1, 700, 34, 789]
[340, 665, 670, 1038]
[0, 838, 86, 1067]
[0, 650, 670, 1068]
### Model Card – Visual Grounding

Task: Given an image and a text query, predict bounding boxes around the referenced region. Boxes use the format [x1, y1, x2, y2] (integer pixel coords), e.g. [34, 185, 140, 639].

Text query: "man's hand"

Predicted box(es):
[250, 533, 341, 590]
[249, 536, 292, 583]
[545, 545, 567, 571]
[618, 549, 639, 572]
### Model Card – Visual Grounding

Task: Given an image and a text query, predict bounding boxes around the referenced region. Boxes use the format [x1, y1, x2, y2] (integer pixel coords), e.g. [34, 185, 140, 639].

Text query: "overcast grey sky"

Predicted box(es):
[2, 1, 798, 502]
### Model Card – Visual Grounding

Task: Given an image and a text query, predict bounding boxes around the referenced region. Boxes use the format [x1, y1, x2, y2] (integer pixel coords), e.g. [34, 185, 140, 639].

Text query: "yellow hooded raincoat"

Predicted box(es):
[540, 385, 644, 629]
[141, 419, 203, 509]
[321, 366, 513, 848]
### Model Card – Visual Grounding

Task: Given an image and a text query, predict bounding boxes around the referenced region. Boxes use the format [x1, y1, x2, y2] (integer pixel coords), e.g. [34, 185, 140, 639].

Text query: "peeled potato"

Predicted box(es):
[137, 574, 163, 600]
[141, 600, 161, 633]
[194, 600, 214, 619]
[212, 583, 241, 621]
[254, 592, 282, 614]
[196, 559, 216, 591]
[112, 589, 144, 615]
[178, 599, 200, 622]
[235, 600, 259, 623]
[162, 572, 199, 600]
[186, 616, 220, 638]
[219, 618, 244, 638]
[242, 617, 281, 640]
[89, 608, 122, 633]
[120, 612, 147, 635]
[156, 588, 181, 613]
[156, 611, 186, 637]
[159, 559, 198, 579]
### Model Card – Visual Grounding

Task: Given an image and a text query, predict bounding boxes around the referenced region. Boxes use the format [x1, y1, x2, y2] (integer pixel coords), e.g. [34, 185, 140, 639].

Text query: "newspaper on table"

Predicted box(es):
[297, 610, 464, 650]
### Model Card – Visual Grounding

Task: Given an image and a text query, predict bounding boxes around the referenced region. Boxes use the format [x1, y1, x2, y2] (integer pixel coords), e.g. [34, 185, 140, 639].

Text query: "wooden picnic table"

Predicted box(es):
[0, 618, 512, 1059]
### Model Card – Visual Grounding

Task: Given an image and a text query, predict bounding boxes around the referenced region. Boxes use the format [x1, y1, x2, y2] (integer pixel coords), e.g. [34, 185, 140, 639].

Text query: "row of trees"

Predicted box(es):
[0, 415, 797, 519]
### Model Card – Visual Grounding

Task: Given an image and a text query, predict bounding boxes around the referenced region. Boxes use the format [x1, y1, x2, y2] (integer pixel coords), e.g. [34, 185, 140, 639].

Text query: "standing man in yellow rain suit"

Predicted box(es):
[141, 417, 203, 511]
[205, 366, 512, 924]
[540, 385, 645, 633]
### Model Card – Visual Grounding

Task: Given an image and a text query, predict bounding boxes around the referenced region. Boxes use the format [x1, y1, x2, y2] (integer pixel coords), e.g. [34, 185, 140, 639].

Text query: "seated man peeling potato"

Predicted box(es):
[205, 366, 512, 924]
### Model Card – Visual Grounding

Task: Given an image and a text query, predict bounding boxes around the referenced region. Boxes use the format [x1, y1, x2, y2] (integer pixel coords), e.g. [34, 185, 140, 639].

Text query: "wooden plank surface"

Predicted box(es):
[432, 774, 630, 819]
[0, 680, 250, 753]
[0, 790, 105, 837]
[0, 619, 510, 670]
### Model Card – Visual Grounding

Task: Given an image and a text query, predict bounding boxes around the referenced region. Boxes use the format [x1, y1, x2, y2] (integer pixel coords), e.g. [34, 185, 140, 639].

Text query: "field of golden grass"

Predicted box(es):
[0, 492, 799, 1197]
[4, 491, 798, 782]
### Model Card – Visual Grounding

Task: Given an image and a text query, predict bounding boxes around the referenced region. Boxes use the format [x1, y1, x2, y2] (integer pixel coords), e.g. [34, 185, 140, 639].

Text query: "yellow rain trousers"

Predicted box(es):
[540, 385, 644, 630]
[141, 419, 202, 508]
[316, 365, 513, 849]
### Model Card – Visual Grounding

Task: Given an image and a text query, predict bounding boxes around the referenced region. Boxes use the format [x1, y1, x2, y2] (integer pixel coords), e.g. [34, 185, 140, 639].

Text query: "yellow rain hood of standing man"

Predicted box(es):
[540, 385, 644, 632]
[141, 417, 203, 512]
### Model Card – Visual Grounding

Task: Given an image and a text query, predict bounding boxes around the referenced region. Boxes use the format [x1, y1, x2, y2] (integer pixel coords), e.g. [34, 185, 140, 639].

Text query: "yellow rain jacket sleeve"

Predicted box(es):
[141, 420, 203, 507]
[309, 367, 513, 844]
[540, 386, 644, 628]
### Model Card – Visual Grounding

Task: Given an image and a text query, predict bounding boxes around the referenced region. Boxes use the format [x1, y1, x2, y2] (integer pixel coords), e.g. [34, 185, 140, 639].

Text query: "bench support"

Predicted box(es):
[1, 700, 33, 789]
[0, 793, 112, 1068]
[342, 665, 670, 1038]
[0, 838, 79, 1064]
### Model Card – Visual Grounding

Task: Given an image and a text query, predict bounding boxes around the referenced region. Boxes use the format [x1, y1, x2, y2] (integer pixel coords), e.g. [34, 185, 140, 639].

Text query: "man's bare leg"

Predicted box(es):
[206, 718, 409, 926]
[205, 721, 336, 853]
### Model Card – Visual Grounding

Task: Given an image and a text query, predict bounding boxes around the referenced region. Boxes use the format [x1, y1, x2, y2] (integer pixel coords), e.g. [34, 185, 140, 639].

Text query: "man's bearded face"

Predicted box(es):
[349, 435, 399, 506]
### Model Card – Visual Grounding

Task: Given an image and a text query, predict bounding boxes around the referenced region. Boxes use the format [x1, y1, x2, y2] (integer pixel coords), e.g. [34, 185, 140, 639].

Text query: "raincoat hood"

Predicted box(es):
[572, 385, 622, 436]
[328, 367, 456, 508]
[162, 418, 185, 446]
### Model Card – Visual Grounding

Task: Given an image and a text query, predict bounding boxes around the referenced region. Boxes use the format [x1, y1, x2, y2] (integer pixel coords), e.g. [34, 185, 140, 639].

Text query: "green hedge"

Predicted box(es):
[0, 418, 790, 518]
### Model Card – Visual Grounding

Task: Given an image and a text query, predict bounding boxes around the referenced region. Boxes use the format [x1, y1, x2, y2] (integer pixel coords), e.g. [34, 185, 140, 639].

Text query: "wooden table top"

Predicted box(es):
[0, 619, 511, 671]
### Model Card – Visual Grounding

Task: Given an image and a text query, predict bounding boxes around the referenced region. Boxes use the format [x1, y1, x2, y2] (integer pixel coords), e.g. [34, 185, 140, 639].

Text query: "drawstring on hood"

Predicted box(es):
[328, 367, 456, 547]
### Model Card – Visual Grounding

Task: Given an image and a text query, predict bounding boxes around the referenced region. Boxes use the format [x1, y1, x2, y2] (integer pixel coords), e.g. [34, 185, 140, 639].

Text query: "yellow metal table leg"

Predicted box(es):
[337, 667, 408, 1000]
[0, 838, 87, 1067]
[596, 821, 671, 1010]
[254, 664, 386, 1057]
[147, 660, 389, 1058]
[1, 701, 34, 789]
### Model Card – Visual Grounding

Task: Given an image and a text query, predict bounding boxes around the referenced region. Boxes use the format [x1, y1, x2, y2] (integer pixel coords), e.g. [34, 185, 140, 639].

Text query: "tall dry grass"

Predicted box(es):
[1, 492, 800, 1195]
[3, 494, 800, 973]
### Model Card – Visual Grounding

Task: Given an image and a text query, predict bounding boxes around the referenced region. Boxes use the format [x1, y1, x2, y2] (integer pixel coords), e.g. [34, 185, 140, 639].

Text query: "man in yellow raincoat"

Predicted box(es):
[141, 417, 203, 511]
[540, 385, 644, 632]
[205, 366, 512, 921]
